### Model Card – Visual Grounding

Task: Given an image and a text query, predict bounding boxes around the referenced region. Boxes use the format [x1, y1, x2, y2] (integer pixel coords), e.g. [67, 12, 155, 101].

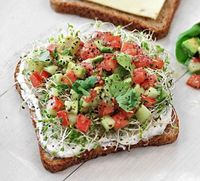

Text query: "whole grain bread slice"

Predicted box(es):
[14, 61, 179, 173]
[50, 0, 180, 39]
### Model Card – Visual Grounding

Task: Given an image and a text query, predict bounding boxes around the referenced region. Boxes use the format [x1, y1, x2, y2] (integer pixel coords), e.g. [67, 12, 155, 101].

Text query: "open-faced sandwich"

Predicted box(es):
[15, 22, 179, 172]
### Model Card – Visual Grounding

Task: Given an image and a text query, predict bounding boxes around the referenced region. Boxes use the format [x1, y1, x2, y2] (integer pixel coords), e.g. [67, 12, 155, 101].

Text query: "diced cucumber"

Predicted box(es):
[57, 55, 73, 66]
[44, 65, 58, 75]
[65, 100, 78, 114]
[188, 59, 200, 73]
[51, 73, 63, 84]
[46, 108, 56, 117]
[68, 113, 77, 125]
[101, 116, 115, 131]
[27, 60, 44, 72]
[133, 84, 145, 95]
[50, 87, 59, 96]
[145, 87, 159, 98]
[135, 105, 151, 123]
[70, 89, 79, 100]
[94, 40, 113, 53]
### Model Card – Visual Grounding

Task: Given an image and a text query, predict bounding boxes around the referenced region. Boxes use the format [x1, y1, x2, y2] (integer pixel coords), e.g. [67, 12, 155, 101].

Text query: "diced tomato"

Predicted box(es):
[84, 89, 97, 103]
[80, 42, 100, 60]
[132, 68, 147, 84]
[150, 58, 164, 69]
[30, 71, 43, 88]
[75, 41, 84, 58]
[98, 54, 118, 72]
[76, 114, 91, 133]
[100, 33, 121, 49]
[112, 113, 129, 130]
[142, 95, 156, 107]
[57, 111, 70, 127]
[192, 57, 200, 63]
[52, 96, 64, 112]
[187, 74, 200, 89]
[98, 101, 115, 117]
[133, 55, 150, 68]
[121, 42, 142, 56]
[141, 74, 157, 89]
[62, 70, 77, 87]
[119, 109, 135, 119]
[80, 61, 93, 75]
[40, 70, 50, 79]
[47, 44, 57, 53]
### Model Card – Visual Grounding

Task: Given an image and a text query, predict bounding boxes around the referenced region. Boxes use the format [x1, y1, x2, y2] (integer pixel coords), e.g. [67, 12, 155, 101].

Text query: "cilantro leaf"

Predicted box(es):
[72, 76, 97, 95]
[116, 53, 134, 71]
[116, 89, 140, 112]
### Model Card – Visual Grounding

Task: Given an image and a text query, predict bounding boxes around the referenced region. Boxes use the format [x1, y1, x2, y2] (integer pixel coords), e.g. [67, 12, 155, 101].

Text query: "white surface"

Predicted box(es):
[0, 0, 200, 180]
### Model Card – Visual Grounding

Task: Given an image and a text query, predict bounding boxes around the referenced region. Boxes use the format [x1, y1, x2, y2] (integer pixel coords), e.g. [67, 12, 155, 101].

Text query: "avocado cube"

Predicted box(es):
[101, 116, 115, 131]
[188, 59, 200, 73]
[135, 105, 151, 123]
[182, 38, 200, 56]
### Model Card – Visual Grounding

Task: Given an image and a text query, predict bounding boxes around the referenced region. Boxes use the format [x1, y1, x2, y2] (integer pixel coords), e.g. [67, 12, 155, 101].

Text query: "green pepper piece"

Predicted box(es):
[176, 23, 200, 64]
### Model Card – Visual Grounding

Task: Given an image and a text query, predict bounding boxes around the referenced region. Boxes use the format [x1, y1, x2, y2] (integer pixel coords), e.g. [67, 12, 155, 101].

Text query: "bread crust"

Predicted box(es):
[14, 61, 179, 172]
[49, 0, 180, 39]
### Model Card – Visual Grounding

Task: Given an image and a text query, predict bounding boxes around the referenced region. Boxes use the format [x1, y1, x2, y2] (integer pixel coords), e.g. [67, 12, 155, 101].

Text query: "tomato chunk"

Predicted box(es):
[80, 42, 100, 60]
[192, 57, 200, 63]
[47, 44, 57, 53]
[121, 42, 141, 56]
[112, 113, 129, 130]
[84, 89, 97, 103]
[62, 70, 77, 87]
[98, 101, 115, 116]
[141, 74, 157, 89]
[52, 96, 64, 112]
[40, 70, 50, 79]
[133, 55, 150, 68]
[132, 68, 147, 84]
[101, 33, 121, 49]
[76, 114, 91, 133]
[150, 58, 164, 69]
[30, 71, 43, 88]
[57, 111, 70, 127]
[187, 74, 200, 89]
[98, 54, 118, 72]
[142, 95, 156, 107]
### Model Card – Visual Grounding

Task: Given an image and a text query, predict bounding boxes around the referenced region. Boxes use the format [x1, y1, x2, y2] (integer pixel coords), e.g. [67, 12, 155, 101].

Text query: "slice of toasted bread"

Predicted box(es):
[50, 0, 180, 39]
[14, 61, 179, 173]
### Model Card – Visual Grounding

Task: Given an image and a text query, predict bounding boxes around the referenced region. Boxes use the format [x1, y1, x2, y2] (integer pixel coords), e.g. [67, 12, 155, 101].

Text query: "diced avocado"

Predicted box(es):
[182, 38, 200, 56]
[46, 108, 56, 117]
[145, 87, 159, 98]
[67, 62, 86, 79]
[44, 65, 58, 75]
[94, 40, 113, 53]
[116, 53, 134, 71]
[124, 77, 132, 85]
[70, 89, 79, 100]
[133, 84, 145, 95]
[135, 105, 151, 123]
[27, 60, 44, 72]
[57, 55, 73, 66]
[65, 100, 78, 114]
[85, 55, 104, 64]
[68, 113, 77, 125]
[51, 73, 63, 84]
[50, 87, 59, 96]
[188, 59, 200, 73]
[101, 116, 115, 131]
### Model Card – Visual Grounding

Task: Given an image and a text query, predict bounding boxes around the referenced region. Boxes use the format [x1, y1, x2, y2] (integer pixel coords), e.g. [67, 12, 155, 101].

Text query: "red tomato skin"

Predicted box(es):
[98, 101, 115, 117]
[98, 54, 118, 72]
[133, 55, 150, 68]
[112, 113, 129, 130]
[80, 42, 100, 60]
[103, 34, 121, 49]
[121, 42, 142, 56]
[62, 70, 77, 87]
[30, 71, 43, 88]
[119, 109, 135, 119]
[52, 96, 64, 112]
[141, 74, 157, 89]
[76, 114, 91, 133]
[57, 111, 70, 127]
[40, 70, 50, 79]
[80, 61, 93, 75]
[192, 57, 200, 63]
[150, 58, 164, 69]
[47, 44, 57, 53]
[142, 95, 156, 107]
[132, 68, 147, 84]
[187, 75, 200, 89]
[84, 89, 97, 103]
